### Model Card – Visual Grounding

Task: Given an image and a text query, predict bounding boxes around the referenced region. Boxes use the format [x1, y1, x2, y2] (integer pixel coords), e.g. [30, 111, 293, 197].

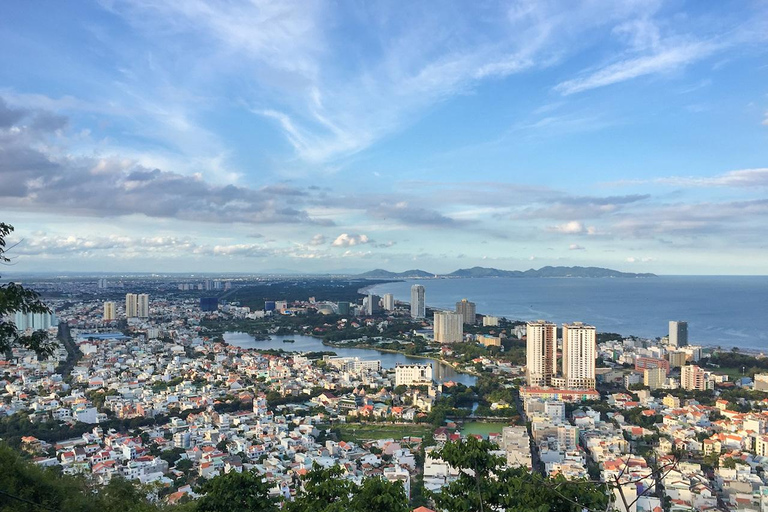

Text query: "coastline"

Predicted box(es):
[359, 276, 768, 357]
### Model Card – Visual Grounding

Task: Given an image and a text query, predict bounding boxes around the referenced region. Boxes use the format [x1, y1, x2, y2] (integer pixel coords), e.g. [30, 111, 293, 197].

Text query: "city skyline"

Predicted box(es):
[2, 1, 768, 274]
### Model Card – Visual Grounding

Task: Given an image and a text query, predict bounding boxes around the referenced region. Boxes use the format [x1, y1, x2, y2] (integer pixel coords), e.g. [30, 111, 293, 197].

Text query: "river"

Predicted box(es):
[223, 332, 477, 386]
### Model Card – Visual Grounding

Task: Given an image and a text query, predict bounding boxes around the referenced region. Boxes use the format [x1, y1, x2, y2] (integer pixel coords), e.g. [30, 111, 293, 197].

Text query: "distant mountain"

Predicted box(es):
[447, 267, 524, 278]
[357, 268, 435, 278]
[358, 266, 655, 279]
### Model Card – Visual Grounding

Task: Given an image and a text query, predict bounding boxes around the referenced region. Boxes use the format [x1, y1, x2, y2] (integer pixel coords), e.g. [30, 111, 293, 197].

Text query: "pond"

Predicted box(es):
[224, 332, 477, 386]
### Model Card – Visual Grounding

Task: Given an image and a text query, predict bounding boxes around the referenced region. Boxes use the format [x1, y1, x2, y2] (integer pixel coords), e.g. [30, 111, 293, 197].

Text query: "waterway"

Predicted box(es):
[223, 332, 477, 386]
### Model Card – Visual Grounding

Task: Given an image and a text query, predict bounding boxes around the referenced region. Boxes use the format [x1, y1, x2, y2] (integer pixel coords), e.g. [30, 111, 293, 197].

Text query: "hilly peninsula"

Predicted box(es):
[357, 266, 655, 279]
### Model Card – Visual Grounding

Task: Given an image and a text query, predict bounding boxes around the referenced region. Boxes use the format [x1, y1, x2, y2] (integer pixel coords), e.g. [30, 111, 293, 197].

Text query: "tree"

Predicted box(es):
[430, 437, 610, 512]
[0, 223, 56, 356]
[285, 464, 409, 512]
[350, 476, 409, 512]
[285, 465, 353, 512]
[195, 469, 279, 512]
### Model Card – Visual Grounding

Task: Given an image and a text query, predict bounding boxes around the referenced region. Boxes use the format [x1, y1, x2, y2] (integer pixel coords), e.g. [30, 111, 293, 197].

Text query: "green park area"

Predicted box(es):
[330, 423, 434, 443]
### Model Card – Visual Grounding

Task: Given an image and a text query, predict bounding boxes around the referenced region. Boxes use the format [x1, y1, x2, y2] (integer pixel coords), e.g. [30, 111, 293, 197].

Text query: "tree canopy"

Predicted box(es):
[0, 222, 56, 355]
[430, 437, 610, 512]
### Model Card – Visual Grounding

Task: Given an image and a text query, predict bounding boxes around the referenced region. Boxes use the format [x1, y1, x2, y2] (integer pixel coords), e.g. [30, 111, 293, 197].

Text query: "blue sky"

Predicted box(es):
[1, 0, 767, 274]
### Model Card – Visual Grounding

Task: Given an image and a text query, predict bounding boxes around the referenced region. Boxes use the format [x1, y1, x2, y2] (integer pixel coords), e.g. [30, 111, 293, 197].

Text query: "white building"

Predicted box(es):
[13, 311, 57, 331]
[382, 293, 395, 311]
[410, 285, 425, 319]
[669, 321, 688, 347]
[526, 320, 556, 387]
[434, 311, 463, 343]
[482, 316, 499, 327]
[395, 363, 433, 387]
[562, 322, 596, 390]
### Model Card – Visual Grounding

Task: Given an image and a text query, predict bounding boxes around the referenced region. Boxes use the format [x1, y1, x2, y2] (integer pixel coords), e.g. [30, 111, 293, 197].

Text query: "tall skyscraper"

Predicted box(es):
[137, 294, 149, 318]
[366, 294, 381, 315]
[200, 297, 219, 312]
[434, 311, 463, 343]
[455, 298, 476, 325]
[125, 293, 138, 318]
[97, 278, 108, 289]
[336, 302, 350, 315]
[669, 321, 688, 347]
[562, 322, 596, 389]
[103, 301, 116, 321]
[410, 285, 425, 319]
[526, 320, 556, 387]
[383, 293, 395, 311]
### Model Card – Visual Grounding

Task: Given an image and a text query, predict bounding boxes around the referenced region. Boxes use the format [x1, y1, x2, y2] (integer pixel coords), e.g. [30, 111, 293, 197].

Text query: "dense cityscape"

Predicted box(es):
[3, 269, 768, 512]
[3, 1, 767, 511]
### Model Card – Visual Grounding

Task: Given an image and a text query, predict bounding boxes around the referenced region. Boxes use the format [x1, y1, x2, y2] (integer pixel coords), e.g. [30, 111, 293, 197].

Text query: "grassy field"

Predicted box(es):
[331, 423, 433, 443]
[710, 366, 751, 380]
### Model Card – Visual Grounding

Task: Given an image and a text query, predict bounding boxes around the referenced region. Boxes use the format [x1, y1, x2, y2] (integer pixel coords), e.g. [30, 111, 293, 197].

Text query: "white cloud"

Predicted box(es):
[763, 111, 768, 126]
[626, 256, 655, 263]
[331, 233, 370, 247]
[552, 221, 585, 234]
[308, 234, 326, 246]
[550, 221, 600, 235]
[608, 168, 768, 188]
[555, 40, 719, 95]
[569, 244, 585, 251]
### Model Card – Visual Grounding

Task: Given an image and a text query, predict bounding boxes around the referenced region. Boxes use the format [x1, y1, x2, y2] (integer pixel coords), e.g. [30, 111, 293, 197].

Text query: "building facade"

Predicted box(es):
[644, 367, 667, 390]
[455, 298, 476, 325]
[103, 302, 116, 321]
[669, 321, 688, 347]
[125, 293, 138, 318]
[137, 294, 149, 318]
[562, 322, 596, 390]
[410, 285, 425, 319]
[526, 320, 556, 387]
[366, 294, 381, 315]
[681, 365, 707, 391]
[382, 293, 395, 311]
[395, 363, 433, 387]
[434, 311, 463, 343]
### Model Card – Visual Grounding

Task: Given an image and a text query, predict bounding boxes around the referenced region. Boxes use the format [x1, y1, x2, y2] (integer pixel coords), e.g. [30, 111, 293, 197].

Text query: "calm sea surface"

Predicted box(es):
[369, 276, 768, 350]
[224, 332, 477, 386]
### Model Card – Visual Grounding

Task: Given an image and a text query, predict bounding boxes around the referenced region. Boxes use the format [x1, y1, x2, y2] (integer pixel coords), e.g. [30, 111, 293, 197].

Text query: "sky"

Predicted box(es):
[1, 0, 767, 275]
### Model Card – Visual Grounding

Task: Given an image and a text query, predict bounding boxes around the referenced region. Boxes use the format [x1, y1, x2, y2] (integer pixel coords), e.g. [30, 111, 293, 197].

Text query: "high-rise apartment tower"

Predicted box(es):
[410, 285, 425, 319]
[525, 320, 556, 387]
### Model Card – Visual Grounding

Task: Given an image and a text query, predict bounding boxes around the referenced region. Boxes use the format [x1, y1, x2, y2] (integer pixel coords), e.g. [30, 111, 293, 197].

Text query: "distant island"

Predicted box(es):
[357, 266, 656, 279]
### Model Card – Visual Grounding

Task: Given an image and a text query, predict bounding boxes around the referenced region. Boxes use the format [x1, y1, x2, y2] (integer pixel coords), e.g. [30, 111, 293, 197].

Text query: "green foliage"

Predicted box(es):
[0, 444, 174, 512]
[285, 464, 408, 512]
[0, 223, 57, 356]
[195, 469, 278, 512]
[431, 437, 609, 512]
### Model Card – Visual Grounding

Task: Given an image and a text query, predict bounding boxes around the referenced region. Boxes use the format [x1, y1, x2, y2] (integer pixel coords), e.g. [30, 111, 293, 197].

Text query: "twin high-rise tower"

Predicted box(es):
[525, 320, 596, 390]
[126, 293, 149, 318]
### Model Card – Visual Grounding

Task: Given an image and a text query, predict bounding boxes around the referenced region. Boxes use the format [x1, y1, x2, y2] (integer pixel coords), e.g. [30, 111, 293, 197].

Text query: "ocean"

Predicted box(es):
[368, 276, 768, 351]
